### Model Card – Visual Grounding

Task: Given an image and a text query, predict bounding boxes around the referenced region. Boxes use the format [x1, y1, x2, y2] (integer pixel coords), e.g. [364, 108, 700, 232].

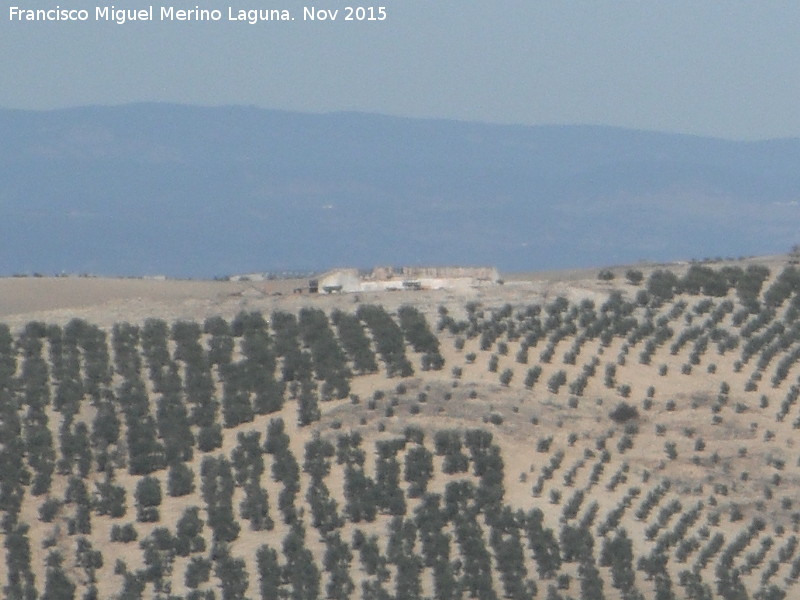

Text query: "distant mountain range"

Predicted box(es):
[1, 103, 798, 277]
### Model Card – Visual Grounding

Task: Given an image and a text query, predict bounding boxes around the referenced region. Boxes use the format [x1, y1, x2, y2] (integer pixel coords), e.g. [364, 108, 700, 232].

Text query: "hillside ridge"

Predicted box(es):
[1, 104, 799, 276]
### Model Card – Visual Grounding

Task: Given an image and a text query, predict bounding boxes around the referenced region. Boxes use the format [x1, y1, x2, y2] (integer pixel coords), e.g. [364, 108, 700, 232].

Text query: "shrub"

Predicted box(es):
[135, 477, 162, 523]
[547, 370, 567, 394]
[197, 424, 223, 452]
[665, 442, 678, 460]
[110, 523, 138, 543]
[39, 499, 62, 523]
[524, 366, 542, 389]
[598, 269, 615, 281]
[168, 463, 195, 497]
[488, 413, 503, 425]
[730, 504, 743, 522]
[609, 402, 639, 424]
[626, 269, 644, 285]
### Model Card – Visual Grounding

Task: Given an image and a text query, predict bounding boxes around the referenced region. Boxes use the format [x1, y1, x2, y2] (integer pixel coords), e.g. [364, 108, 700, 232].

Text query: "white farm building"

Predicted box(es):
[315, 266, 500, 294]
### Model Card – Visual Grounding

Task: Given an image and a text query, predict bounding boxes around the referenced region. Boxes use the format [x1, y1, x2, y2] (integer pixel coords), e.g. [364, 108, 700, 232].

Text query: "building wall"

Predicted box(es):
[371, 266, 499, 282]
[317, 266, 499, 293]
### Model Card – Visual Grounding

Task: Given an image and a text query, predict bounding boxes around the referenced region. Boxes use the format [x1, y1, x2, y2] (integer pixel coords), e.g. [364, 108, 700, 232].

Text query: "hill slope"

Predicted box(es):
[4, 258, 800, 599]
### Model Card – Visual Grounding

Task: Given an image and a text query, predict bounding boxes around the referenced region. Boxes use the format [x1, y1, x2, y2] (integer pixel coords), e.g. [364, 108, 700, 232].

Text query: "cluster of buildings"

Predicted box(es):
[309, 266, 501, 294]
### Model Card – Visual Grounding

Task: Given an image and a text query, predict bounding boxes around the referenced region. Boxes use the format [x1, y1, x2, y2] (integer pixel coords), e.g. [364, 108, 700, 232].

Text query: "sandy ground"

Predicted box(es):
[0, 265, 621, 330]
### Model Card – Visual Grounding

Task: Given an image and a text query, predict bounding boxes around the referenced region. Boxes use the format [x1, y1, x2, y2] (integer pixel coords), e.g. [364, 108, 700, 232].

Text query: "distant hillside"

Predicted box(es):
[1, 104, 799, 277]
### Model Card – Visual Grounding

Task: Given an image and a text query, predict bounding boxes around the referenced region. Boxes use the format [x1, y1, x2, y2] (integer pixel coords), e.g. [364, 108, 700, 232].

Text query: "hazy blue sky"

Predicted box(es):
[3, 1, 800, 140]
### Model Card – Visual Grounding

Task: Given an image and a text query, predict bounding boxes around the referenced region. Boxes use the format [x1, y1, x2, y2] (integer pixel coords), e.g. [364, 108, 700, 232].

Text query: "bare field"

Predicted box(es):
[0, 267, 620, 329]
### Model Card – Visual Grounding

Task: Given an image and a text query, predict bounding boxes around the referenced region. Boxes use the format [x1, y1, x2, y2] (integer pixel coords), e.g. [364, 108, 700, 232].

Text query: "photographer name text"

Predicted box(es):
[8, 5, 387, 24]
